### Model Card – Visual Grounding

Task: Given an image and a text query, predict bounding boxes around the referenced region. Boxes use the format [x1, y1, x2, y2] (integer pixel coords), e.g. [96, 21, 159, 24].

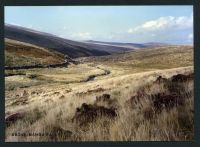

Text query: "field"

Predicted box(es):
[5, 45, 194, 141]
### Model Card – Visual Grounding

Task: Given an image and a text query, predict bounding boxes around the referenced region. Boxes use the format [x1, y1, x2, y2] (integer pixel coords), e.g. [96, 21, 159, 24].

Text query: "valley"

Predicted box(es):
[4, 25, 194, 142]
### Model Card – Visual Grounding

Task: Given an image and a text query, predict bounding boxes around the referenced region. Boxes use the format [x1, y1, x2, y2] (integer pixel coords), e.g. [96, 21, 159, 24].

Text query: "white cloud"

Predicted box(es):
[8, 22, 22, 27]
[128, 28, 134, 33]
[188, 33, 193, 40]
[125, 14, 193, 44]
[71, 32, 92, 40]
[7, 23, 44, 32]
[187, 33, 193, 43]
[128, 15, 193, 33]
[59, 35, 65, 38]
[27, 25, 33, 29]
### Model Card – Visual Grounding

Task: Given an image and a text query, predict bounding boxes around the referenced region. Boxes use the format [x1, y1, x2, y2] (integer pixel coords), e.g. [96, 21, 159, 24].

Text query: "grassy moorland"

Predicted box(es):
[5, 38, 65, 66]
[78, 45, 193, 74]
[5, 45, 194, 141]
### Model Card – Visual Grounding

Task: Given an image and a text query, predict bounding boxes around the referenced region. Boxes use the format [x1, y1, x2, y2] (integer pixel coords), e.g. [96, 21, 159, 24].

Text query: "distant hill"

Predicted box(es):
[5, 24, 136, 58]
[85, 40, 169, 49]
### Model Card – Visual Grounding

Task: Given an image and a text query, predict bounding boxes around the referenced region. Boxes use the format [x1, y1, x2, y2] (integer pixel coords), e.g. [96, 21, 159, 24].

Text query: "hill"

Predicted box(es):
[85, 40, 169, 49]
[5, 45, 193, 141]
[5, 38, 65, 66]
[5, 24, 136, 58]
[78, 45, 193, 75]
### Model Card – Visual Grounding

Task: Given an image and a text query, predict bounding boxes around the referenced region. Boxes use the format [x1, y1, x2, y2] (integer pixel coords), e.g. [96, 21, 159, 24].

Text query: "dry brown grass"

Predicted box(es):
[5, 67, 193, 141]
[5, 38, 65, 66]
[79, 45, 193, 76]
[5, 45, 194, 141]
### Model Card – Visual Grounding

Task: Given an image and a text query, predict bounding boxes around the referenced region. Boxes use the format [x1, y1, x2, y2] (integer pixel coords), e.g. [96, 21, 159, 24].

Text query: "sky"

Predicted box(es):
[5, 6, 193, 45]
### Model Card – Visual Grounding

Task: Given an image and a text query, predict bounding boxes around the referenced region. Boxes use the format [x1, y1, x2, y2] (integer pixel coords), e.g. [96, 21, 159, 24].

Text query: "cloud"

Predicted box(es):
[71, 32, 92, 40]
[27, 25, 33, 29]
[187, 33, 193, 43]
[188, 33, 193, 40]
[7, 23, 44, 32]
[7, 22, 22, 27]
[125, 14, 193, 44]
[128, 15, 193, 33]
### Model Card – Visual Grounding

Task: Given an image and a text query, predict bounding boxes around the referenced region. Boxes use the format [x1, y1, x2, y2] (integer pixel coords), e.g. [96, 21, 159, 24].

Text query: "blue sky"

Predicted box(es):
[5, 6, 193, 44]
